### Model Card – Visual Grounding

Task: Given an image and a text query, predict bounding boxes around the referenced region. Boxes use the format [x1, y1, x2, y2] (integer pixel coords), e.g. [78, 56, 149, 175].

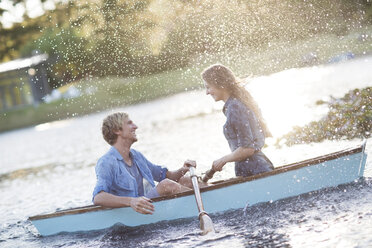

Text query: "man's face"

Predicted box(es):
[118, 117, 138, 143]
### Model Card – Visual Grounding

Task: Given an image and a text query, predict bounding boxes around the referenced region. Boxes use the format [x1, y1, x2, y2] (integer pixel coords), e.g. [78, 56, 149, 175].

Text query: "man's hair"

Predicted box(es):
[102, 112, 128, 145]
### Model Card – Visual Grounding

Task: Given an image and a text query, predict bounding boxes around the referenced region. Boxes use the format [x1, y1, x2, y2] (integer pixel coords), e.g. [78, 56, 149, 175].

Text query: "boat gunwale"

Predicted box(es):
[29, 144, 364, 221]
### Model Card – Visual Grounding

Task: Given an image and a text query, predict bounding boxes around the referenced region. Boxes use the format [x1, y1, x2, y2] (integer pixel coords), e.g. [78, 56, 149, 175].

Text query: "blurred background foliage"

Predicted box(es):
[276, 87, 372, 146]
[1, 0, 372, 132]
[1, 0, 372, 87]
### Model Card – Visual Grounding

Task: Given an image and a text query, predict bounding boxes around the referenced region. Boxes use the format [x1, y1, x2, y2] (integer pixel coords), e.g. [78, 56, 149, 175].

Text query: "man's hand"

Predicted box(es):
[182, 159, 197, 175]
[183, 159, 196, 168]
[212, 157, 227, 172]
[166, 160, 197, 182]
[130, 196, 154, 215]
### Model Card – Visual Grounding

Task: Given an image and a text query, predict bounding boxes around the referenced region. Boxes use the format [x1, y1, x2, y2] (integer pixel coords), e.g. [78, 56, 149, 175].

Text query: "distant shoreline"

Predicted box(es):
[1, 26, 372, 133]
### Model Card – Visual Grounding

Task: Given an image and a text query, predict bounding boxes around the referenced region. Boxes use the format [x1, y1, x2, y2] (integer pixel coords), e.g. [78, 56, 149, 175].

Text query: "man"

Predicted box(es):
[93, 112, 195, 215]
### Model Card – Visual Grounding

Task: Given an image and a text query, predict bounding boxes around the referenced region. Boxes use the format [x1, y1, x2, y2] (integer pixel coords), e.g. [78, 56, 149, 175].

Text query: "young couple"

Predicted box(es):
[92, 64, 274, 215]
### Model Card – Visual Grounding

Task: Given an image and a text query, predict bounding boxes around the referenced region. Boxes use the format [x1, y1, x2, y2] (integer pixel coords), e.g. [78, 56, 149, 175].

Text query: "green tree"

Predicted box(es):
[0, 18, 41, 62]
[20, 27, 92, 87]
[2, 0, 372, 79]
[68, 0, 153, 76]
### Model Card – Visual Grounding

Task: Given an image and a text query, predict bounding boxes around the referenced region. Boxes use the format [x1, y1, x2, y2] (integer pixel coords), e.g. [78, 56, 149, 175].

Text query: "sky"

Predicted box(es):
[0, 0, 56, 28]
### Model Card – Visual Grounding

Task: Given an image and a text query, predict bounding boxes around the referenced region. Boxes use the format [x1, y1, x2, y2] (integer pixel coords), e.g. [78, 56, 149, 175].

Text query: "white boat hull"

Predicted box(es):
[30, 142, 367, 236]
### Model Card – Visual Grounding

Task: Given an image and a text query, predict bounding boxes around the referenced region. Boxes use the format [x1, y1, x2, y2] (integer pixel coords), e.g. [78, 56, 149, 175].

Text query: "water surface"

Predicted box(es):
[0, 56, 371, 247]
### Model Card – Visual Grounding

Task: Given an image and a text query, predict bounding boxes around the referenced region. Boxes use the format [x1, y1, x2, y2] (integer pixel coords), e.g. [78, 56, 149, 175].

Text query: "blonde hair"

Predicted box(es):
[202, 64, 272, 137]
[102, 112, 128, 145]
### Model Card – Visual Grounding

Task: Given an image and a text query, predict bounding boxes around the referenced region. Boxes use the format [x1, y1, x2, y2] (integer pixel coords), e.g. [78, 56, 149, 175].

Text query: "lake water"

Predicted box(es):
[0, 56, 371, 247]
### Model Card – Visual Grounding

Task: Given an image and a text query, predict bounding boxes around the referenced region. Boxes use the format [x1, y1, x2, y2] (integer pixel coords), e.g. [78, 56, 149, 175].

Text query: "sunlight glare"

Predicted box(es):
[34, 119, 72, 131]
[246, 66, 331, 137]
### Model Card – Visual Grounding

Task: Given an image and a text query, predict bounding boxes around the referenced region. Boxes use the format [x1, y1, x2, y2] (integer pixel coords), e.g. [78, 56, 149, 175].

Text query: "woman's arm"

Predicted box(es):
[214, 100, 261, 171]
[212, 147, 255, 171]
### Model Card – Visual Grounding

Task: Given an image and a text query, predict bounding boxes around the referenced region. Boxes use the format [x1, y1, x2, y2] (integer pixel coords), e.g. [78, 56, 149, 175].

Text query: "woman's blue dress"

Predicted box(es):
[223, 97, 274, 176]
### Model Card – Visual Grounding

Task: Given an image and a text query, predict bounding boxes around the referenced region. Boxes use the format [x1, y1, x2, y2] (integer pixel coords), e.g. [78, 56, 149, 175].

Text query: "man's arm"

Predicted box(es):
[93, 191, 154, 214]
[166, 160, 196, 182]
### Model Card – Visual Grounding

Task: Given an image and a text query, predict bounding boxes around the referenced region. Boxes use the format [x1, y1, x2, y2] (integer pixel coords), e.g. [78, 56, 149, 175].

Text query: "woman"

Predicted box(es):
[202, 64, 274, 177]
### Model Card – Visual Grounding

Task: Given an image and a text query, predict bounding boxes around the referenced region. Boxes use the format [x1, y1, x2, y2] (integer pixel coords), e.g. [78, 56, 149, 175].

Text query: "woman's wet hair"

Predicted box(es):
[202, 64, 272, 137]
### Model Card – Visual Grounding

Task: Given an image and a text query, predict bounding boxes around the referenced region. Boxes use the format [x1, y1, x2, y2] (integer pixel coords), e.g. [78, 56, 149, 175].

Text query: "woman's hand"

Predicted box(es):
[130, 196, 154, 215]
[211, 147, 255, 172]
[212, 157, 227, 171]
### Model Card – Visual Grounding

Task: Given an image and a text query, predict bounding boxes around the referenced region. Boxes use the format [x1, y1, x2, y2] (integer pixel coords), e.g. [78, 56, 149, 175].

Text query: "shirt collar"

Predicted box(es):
[223, 97, 234, 115]
[109, 146, 124, 161]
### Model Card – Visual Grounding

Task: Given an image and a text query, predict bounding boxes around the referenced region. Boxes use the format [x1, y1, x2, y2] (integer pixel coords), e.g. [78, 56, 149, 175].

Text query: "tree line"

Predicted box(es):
[1, 0, 371, 88]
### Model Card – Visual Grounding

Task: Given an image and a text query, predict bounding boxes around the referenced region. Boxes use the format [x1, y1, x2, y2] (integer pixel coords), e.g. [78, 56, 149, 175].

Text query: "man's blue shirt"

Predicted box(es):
[92, 147, 168, 201]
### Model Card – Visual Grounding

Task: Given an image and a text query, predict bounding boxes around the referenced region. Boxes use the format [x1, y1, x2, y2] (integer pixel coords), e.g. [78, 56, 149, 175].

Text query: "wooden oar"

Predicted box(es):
[202, 168, 216, 183]
[189, 167, 215, 235]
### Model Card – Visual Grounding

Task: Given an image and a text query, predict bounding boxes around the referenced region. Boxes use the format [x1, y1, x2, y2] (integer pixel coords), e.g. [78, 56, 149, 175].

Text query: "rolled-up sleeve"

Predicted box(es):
[146, 159, 168, 182]
[151, 165, 168, 182]
[92, 158, 113, 201]
[137, 152, 168, 182]
[228, 102, 256, 149]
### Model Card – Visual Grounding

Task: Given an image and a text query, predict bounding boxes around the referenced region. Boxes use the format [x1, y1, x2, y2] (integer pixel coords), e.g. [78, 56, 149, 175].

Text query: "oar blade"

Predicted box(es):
[189, 167, 216, 235]
[200, 214, 215, 235]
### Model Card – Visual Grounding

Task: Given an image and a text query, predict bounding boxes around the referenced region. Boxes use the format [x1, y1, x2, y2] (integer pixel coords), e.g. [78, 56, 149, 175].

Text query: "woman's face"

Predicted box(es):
[204, 81, 227, 102]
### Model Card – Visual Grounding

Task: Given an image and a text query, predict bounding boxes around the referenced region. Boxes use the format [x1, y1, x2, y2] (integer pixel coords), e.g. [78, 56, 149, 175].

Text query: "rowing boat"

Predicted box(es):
[29, 141, 368, 236]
